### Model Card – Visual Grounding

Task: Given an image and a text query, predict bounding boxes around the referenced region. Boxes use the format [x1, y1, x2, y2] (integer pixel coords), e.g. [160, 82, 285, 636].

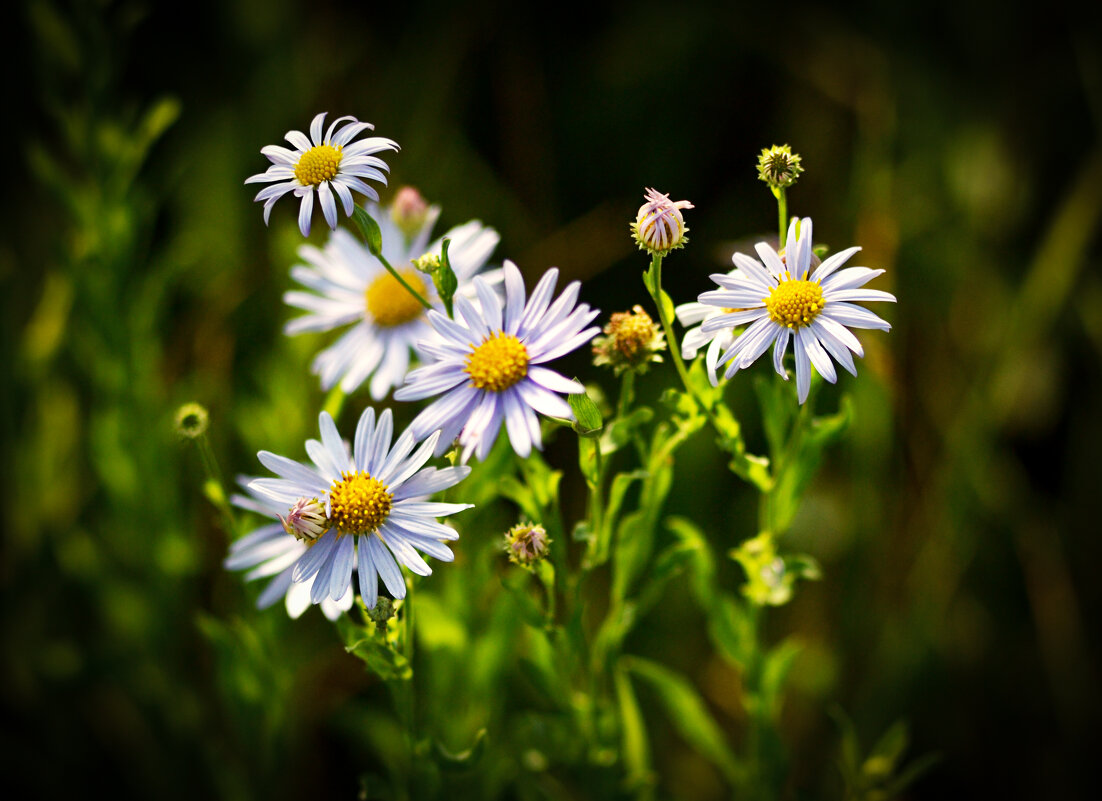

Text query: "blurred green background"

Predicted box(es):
[4, 0, 1100, 798]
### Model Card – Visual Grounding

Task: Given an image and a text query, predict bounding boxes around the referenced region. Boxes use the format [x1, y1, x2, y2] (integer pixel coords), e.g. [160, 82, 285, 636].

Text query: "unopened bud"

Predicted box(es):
[505, 522, 550, 566]
[631, 188, 693, 256]
[391, 186, 430, 238]
[174, 403, 209, 439]
[279, 497, 329, 542]
[412, 252, 442, 274]
[367, 596, 396, 623]
[757, 145, 803, 190]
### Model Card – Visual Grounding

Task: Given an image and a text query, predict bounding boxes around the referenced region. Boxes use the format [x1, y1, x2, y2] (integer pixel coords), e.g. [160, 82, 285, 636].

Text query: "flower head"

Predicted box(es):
[245, 112, 399, 237]
[757, 145, 803, 190]
[394, 261, 601, 462]
[696, 217, 895, 403]
[225, 480, 353, 620]
[631, 188, 693, 256]
[246, 407, 473, 609]
[592, 305, 665, 375]
[283, 200, 499, 399]
[505, 522, 550, 566]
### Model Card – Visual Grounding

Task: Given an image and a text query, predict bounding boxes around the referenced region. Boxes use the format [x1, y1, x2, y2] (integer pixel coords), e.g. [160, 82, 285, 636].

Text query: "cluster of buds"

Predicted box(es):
[757, 144, 803, 190]
[390, 186, 430, 239]
[592, 305, 666, 375]
[504, 522, 550, 566]
[630, 188, 693, 256]
[279, 497, 329, 543]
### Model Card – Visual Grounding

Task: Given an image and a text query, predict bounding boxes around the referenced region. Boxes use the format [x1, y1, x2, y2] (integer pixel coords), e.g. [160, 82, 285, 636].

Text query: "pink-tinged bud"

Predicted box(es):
[504, 522, 550, 566]
[631, 188, 694, 256]
[279, 497, 329, 543]
[390, 186, 430, 238]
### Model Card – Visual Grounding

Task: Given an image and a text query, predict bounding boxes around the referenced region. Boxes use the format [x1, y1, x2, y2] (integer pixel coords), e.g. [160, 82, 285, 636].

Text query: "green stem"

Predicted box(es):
[194, 432, 237, 538]
[618, 371, 635, 420]
[646, 254, 729, 443]
[775, 186, 788, 247]
[650, 255, 694, 393]
[377, 250, 433, 311]
[323, 384, 347, 420]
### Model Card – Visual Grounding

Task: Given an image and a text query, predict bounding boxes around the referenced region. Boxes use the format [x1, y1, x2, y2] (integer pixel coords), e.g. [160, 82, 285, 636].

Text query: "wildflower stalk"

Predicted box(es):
[194, 432, 238, 538]
[378, 250, 432, 312]
[775, 186, 788, 247]
[352, 205, 432, 312]
[323, 384, 346, 420]
[176, 404, 237, 537]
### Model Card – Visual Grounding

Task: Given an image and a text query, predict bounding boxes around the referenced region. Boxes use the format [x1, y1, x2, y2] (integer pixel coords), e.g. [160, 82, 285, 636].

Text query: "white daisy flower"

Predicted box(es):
[394, 261, 601, 462]
[675, 266, 745, 377]
[247, 407, 471, 610]
[224, 479, 353, 621]
[697, 217, 895, 403]
[283, 203, 500, 399]
[245, 112, 399, 237]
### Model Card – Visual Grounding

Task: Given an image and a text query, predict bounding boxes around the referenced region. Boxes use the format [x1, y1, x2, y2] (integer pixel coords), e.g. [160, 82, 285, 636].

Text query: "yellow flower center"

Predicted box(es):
[466, 332, 529, 392]
[328, 471, 392, 536]
[764, 279, 825, 328]
[294, 144, 343, 186]
[365, 269, 428, 328]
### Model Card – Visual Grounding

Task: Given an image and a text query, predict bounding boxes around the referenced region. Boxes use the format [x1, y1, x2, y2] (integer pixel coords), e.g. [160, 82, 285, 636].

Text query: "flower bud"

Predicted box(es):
[756, 144, 803, 190]
[631, 188, 693, 256]
[592, 305, 666, 375]
[504, 522, 550, 566]
[412, 252, 442, 274]
[391, 186, 430, 238]
[279, 497, 329, 542]
[174, 403, 209, 439]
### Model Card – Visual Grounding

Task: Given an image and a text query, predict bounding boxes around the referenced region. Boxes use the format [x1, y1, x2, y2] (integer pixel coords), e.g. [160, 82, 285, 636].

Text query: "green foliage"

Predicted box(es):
[832, 712, 942, 801]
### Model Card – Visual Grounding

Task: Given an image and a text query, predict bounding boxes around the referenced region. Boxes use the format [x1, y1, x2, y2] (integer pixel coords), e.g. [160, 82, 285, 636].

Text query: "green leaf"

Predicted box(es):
[706, 593, 755, 670]
[435, 728, 487, 771]
[352, 206, 384, 256]
[863, 721, 909, 780]
[760, 638, 802, 718]
[624, 656, 742, 784]
[336, 614, 411, 681]
[664, 517, 717, 607]
[433, 238, 458, 317]
[615, 661, 654, 791]
[569, 385, 604, 437]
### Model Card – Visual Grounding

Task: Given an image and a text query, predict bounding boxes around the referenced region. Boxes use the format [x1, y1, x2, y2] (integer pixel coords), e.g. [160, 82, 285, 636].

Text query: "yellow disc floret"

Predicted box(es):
[328, 471, 393, 536]
[466, 331, 529, 392]
[294, 144, 343, 186]
[365, 269, 428, 328]
[764, 279, 825, 328]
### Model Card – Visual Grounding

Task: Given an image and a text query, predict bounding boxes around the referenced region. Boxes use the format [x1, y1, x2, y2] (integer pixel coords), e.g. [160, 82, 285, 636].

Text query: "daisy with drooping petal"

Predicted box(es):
[394, 261, 601, 462]
[283, 200, 500, 399]
[696, 217, 895, 403]
[248, 407, 472, 610]
[225, 479, 353, 621]
[245, 112, 399, 237]
[675, 266, 747, 377]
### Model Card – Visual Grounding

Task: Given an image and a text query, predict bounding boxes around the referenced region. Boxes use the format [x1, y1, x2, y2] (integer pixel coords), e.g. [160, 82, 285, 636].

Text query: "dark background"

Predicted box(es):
[4, 0, 1101, 798]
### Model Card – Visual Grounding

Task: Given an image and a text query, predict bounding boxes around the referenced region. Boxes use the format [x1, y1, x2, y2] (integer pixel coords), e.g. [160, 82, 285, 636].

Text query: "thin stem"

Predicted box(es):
[650, 255, 695, 393]
[775, 186, 788, 247]
[646, 254, 727, 439]
[193, 432, 237, 538]
[377, 250, 432, 311]
[323, 384, 346, 421]
[618, 371, 635, 420]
